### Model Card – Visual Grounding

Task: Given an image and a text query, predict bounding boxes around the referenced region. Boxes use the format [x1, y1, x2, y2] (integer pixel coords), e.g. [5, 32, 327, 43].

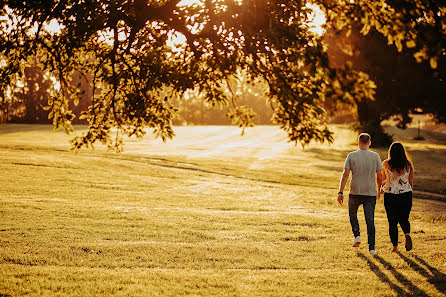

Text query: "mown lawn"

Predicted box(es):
[0, 124, 445, 296]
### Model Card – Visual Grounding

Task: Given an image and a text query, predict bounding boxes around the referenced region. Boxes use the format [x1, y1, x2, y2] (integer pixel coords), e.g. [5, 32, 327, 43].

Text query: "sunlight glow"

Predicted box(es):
[166, 0, 203, 52]
[178, 0, 202, 6]
[166, 31, 187, 53]
[45, 19, 63, 35]
[178, 0, 242, 6]
[305, 3, 326, 36]
[170, 1, 326, 51]
[48, 75, 61, 91]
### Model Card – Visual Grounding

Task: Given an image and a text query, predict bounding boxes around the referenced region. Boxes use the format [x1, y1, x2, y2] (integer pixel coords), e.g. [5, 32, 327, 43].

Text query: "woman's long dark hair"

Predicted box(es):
[388, 142, 412, 173]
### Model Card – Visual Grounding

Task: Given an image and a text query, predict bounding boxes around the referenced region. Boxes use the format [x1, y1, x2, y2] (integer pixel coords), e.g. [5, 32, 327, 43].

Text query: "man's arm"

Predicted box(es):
[376, 170, 383, 200]
[338, 168, 350, 205]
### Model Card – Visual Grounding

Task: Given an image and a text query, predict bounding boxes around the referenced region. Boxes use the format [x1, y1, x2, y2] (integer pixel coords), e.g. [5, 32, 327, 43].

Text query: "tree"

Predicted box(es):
[323, 0, 445, 144]
[322, 0, 446, 71]
[0, 58, 53, 124]
[11, 59, 52, 123]
[0, 88, 19, 123]
[0, 0, 444, 150]
[173, 75, 273, 126]
[0, 59, 92, 124]
[325, 24, 446, 145]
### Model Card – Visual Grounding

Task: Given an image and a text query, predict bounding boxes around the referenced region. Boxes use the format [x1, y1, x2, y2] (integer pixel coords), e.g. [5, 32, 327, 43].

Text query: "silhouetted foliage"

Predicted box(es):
[68, 72, 92, 124]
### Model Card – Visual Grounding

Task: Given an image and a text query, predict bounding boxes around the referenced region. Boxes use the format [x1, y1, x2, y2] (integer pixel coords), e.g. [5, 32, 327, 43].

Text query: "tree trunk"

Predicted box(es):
[356, 100, 393, 147]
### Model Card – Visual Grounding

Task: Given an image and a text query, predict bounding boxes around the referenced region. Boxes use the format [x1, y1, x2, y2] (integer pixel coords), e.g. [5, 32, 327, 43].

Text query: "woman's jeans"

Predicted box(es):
[384, 191, 412, 247]
[348, 194, 376, 250]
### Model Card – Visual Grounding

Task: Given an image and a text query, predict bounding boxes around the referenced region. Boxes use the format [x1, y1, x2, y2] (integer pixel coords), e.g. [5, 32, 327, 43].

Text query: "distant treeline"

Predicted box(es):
[0, 60, 350, 126]
[0, 59, 92, 125]
[0, 61, 282, 126]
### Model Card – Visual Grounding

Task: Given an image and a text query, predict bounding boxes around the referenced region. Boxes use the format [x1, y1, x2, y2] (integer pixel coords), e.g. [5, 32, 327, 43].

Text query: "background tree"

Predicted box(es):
[322, 0, 446, 71]
[325, 24, 446, 145]
[0, 59, 53, 124]
[0, 88, 17, 123]
[0, 62, 92, 124]
[10, 60, 52, 123]
[0, 0, 444, 150]
[173, 75, 272, 125]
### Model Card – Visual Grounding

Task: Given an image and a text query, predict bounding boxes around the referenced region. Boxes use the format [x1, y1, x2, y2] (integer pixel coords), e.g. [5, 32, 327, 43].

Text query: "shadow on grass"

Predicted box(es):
[398, 253, 446, 295]
[305, 148, 351, 162]
[357, 252, 430, 296]
[357, 252, 409, 296]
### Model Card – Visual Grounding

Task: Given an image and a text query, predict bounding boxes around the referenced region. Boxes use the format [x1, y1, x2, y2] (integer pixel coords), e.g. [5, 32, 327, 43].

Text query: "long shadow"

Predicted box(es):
[374, 254, 430, 297]
[357, 252, 408, 296]
[357, 252, 431, 296]
[399, 253, 446, 294]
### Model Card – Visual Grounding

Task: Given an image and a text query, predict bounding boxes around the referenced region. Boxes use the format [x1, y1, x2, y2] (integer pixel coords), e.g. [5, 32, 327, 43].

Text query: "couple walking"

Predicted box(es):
[338, 133, 414, 255]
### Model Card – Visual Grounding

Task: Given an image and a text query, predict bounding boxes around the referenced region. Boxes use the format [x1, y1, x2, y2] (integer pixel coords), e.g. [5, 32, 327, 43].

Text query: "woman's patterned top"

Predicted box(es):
[382, 166, 412, 194]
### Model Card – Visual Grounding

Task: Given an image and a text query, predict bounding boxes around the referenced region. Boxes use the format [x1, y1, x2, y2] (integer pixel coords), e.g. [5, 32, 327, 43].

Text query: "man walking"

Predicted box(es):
[338, 133, 383, 255]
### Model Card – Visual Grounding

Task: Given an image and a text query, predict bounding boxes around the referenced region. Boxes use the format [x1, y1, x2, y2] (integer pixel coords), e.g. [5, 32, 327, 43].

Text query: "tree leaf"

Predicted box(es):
[406, 40, 416, 48]
[430, 57, 438, 69]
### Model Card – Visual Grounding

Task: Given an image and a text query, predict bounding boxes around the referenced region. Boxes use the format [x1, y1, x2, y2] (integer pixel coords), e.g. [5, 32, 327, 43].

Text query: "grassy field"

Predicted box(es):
[0, 124, 445, 296]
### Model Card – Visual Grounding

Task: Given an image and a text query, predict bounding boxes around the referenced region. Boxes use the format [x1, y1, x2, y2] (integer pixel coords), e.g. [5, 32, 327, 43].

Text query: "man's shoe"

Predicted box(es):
[352, 236, 361, 247]
[405, 234, 413, 251]
[369, 249, 377, 255]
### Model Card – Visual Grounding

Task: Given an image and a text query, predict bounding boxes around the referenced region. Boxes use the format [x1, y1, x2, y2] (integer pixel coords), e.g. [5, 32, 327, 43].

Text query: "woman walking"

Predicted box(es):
[381, 142, 414, 252]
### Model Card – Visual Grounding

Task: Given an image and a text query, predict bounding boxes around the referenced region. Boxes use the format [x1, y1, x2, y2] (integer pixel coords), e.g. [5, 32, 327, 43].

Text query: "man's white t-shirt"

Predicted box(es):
[344, 149, 383, 196]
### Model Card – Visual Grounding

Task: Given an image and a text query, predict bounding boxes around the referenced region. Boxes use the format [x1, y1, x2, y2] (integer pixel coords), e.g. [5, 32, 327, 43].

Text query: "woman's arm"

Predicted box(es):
[381, 160, 388, 181]
[409, 162, 414, 188]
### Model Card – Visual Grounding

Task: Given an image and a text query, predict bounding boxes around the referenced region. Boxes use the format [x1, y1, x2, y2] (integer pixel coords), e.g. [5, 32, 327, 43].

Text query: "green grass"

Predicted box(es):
[0, 124, 445, 296]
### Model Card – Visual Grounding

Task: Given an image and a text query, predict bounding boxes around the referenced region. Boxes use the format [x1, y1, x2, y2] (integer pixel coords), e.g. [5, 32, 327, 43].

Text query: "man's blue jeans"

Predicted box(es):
[348, 194, 376, 250]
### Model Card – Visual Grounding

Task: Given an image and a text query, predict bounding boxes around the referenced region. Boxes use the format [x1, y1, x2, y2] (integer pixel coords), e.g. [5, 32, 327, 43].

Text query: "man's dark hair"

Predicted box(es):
[358, 133, 371, 144]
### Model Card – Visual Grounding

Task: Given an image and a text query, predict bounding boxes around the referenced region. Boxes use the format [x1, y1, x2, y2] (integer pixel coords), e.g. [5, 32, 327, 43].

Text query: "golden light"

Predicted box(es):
[44, 19, 63, 35]
[169, 1, 326, 53]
